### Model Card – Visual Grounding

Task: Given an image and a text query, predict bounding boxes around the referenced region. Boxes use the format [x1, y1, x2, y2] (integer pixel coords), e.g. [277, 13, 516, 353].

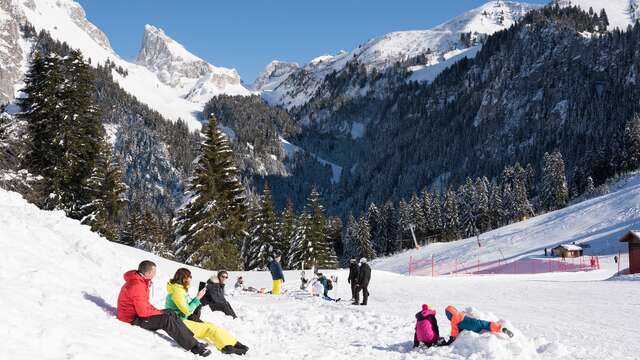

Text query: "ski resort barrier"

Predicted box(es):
[408, 254, 602, 277]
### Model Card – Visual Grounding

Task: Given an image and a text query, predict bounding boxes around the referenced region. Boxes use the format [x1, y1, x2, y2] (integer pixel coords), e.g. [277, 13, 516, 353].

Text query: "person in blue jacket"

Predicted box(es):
[268, 255, 285, 295]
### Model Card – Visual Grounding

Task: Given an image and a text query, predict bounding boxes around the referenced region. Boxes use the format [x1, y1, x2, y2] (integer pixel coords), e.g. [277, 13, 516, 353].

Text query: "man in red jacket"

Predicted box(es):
[117, 260, 211, 357]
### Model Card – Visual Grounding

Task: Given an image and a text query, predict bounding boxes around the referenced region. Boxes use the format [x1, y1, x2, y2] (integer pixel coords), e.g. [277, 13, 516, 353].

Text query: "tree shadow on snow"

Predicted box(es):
[371, 341, 414, 353]
[82, 291, 117, 317]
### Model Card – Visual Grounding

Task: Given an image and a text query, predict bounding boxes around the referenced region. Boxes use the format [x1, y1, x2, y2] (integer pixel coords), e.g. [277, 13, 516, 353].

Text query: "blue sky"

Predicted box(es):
[77, 0, 548, 83]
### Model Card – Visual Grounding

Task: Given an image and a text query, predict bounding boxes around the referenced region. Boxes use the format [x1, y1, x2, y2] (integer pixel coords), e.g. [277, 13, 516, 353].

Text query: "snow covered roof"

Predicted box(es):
[554, 244, 583, 251]
[620, 230, 640, 243]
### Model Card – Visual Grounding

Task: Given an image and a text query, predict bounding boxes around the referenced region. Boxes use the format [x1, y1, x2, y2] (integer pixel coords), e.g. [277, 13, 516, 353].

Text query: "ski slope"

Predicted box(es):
[373, 174, 640, 276]
[0, 185, 638, 359]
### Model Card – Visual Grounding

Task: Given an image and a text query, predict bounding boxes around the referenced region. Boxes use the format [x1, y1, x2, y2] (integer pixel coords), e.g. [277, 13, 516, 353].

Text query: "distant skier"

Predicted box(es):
[116, 260, 212, 357]
[444, 305, 513, 344]
[268, 255, 285, 295]
[357, 258, 371, 305]
[348, 257, 360, 304]
[414, 304, 446, 348]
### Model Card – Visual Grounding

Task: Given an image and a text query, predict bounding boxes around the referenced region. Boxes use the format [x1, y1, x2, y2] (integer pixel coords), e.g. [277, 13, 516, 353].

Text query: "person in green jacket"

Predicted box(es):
[166, 268, 249, 355]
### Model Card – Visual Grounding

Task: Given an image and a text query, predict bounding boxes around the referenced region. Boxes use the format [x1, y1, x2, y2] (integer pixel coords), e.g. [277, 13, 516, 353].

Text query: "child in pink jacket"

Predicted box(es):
[414, 304, 446, 348]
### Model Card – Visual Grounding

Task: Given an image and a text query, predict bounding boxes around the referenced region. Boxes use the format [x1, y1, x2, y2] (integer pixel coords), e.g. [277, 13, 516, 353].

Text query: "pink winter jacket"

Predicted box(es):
[415, 304, 439, 344]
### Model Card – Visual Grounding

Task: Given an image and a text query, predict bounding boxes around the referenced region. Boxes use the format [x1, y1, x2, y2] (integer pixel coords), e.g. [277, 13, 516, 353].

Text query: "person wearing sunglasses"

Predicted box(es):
[191, 270, 238, 320]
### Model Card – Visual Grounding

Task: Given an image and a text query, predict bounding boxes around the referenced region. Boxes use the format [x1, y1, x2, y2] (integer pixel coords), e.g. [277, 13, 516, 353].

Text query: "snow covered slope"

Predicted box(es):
[254, 1, 540, 108]
[373, 174, 640, 275]
[557, 0, 640, 30]
[1, 185, 640, 360]
[1, 0, 250, 130]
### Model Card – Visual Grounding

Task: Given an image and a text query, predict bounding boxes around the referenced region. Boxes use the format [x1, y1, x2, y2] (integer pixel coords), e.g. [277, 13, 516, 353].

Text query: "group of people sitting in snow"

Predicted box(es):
[116, 260, 248, 357]
[117, 258, 512, 357]
[413, 304, 514, 348]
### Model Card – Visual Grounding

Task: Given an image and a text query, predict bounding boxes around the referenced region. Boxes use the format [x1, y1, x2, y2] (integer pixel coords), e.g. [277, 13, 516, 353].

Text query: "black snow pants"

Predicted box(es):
[350, 281, 359, 303]
[133, 310, 197, 351]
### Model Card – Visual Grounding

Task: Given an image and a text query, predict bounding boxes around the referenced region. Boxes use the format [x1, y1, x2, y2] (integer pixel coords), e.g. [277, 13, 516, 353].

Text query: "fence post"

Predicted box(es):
[432, 255, 434, 277]
[409, 256, 413, 276]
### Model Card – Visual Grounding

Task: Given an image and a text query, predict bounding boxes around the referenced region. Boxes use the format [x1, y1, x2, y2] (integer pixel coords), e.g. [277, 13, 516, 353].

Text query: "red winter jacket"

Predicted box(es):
[117, 270, 162, 323]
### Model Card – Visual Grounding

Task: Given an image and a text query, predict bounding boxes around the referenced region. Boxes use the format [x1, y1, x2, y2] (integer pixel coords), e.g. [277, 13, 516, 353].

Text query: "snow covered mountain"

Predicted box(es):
[136, 24, 250, 104]
[0, 0, 250, 130]
[254, 1, 540, 109]
[557, 0, 640, 29]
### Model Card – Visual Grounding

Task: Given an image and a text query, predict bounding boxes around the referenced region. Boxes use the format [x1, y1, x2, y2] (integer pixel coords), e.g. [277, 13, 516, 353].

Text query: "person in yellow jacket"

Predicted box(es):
[166, 268, 249, 356]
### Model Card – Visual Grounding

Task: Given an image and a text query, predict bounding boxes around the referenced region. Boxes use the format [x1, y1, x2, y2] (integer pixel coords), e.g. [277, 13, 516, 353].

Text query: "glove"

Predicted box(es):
[435, 337, 447, 347]
[446, 336, 456, 345]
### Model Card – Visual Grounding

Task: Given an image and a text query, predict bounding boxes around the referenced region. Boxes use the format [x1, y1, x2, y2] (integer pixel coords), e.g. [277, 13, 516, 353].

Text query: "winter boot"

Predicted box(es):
[502, 328, 514, 338]
[191, 342, 212, 357]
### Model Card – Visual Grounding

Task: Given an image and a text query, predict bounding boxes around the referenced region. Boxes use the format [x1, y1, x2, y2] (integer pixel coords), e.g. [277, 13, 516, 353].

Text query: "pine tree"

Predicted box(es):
[173, 114, 247, 270]
[458, 178, 478, 238]
[503, 164, 534, 222]
[81, 140, 127, 241]
[366, 203, 383, 255]
[119, 206, 143, 247]
[409, 193, 426, 238]
[287, 189, 337, 269]
[475, 177, 491, 233]
[380, 200, 399, 255]
[542, 151, 569, 211]
[243, 182, 279, 270]
[326, 217, 343, 265]
[277, 199, 296, 269]
[288, 210, 311, 269]
[421, 190, 442, 242]
[488, 181, 505, 228]
[341, 213, 359, 264]
[354, 215, 375, 260]
[19, 50, 103, 216]
[442, 189, 460, 241]
[584, 176, 596, 197]
[624, 114, 640, 171]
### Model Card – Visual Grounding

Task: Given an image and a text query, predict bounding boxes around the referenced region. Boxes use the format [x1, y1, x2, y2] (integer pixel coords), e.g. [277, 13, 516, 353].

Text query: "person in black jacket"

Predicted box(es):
[189, 271, 237, 320]
[358, 258, 371, 305]
[348, 258, 360, 305]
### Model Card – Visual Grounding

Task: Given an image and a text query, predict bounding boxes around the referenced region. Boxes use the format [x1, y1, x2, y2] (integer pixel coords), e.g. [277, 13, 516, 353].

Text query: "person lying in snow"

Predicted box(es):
[234, 276, 259, 293]
[165, 268, 249, 356]
[117, 261, 212, 357]
[413, 304, 447, 348]
[444, 305, 514, 344]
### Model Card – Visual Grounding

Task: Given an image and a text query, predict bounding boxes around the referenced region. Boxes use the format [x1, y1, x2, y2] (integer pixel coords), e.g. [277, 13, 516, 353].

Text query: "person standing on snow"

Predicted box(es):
[268, 255, 285, 295]
[191, 271, 237, 320]
[357, 258, 371, 305]
[443, 305, 514, 345]
[165, 268, 249, 355]
[116, 260, 212, 357]
[348, 258, 360, 304]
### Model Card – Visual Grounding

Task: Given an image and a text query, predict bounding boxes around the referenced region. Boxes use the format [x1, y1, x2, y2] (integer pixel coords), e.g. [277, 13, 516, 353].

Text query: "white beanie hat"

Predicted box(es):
[360, 258, 367, 263]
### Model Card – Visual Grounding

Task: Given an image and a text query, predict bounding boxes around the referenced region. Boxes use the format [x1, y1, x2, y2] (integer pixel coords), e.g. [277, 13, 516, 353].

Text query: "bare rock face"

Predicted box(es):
[0, 0, 24, 104]
[136, 24, 249, 102]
